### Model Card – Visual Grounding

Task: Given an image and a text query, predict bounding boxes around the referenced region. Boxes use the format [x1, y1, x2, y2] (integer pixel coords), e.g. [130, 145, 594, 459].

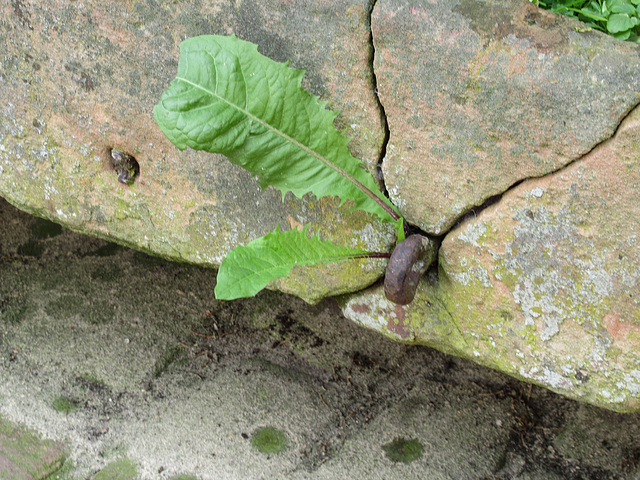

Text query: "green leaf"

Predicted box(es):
[573, 8, 608, 22]
[612, 29, 633, 38]
[611, 2, 636, 14]
[608, 13, 635, 31]
[153, 35, 399, 223]
[214, 227, 372, 300]
[395, 217, 405, 242]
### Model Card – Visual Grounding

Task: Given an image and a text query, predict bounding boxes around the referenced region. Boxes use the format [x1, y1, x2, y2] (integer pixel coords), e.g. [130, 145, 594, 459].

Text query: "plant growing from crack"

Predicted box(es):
[154, 35, 428, 303]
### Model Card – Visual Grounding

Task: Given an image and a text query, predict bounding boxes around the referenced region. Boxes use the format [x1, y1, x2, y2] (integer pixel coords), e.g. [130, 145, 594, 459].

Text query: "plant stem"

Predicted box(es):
[351, 252, 392, 259]
[344, 176, 401, 222]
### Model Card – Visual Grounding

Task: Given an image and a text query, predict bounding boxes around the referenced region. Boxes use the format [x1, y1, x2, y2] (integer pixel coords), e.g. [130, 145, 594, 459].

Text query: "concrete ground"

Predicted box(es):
[2, 195, 640, 480]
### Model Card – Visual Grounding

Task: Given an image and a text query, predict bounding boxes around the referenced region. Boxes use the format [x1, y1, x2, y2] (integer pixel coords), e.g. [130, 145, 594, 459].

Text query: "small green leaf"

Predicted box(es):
[395, 217, 405, 243]
[612, 29, 633, 39]
[607, 13, 635, 32]
[214, 227, 372, 300]
[611, 3, 636, 14]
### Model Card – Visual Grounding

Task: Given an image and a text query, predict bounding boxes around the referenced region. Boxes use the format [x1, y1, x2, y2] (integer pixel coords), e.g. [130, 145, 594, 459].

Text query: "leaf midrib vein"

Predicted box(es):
[175, 75, 395, 221]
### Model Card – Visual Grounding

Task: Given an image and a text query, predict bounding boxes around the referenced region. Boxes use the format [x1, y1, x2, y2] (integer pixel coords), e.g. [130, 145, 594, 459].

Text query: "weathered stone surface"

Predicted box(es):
[373, 0, 640, 234]
[343, 104, 640, 412]
[0, 0, 392, 303]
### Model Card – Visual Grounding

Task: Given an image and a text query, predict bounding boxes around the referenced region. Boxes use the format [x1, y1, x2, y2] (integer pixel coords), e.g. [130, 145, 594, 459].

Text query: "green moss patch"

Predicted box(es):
[43, 458, 75, 479]
[0, 417, 68, 479]
[251, 426, 289, 454]
[382, 437, 424, 464]
[93, 459, 138, 480]
[52, 396, 78, 414]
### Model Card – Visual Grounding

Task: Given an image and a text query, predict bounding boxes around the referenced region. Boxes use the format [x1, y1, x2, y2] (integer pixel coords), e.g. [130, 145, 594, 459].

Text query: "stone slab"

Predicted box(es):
[343, 104, 640, 412]
[373, 0, 640, 234]
[0, 0, 393, 303]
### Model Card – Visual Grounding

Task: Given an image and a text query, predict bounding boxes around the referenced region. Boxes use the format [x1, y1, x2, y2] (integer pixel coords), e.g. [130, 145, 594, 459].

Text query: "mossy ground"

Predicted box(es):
[0, 416, 67, 479]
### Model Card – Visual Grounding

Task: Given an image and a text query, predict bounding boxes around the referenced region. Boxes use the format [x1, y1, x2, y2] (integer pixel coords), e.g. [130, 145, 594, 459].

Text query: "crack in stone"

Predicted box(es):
[367, 0, 390, 199]
[366, 0, 640, 296]
[366, 0, 443, 302]
[441, 97, 640, 241]
[368, 0, 434, 243]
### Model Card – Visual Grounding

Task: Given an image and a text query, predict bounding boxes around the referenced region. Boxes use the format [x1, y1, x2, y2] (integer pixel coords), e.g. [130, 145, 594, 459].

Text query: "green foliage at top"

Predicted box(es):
[51, 396, 78, 414]
[533, 0, 640, 41]
[154, 35, 404, 300]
